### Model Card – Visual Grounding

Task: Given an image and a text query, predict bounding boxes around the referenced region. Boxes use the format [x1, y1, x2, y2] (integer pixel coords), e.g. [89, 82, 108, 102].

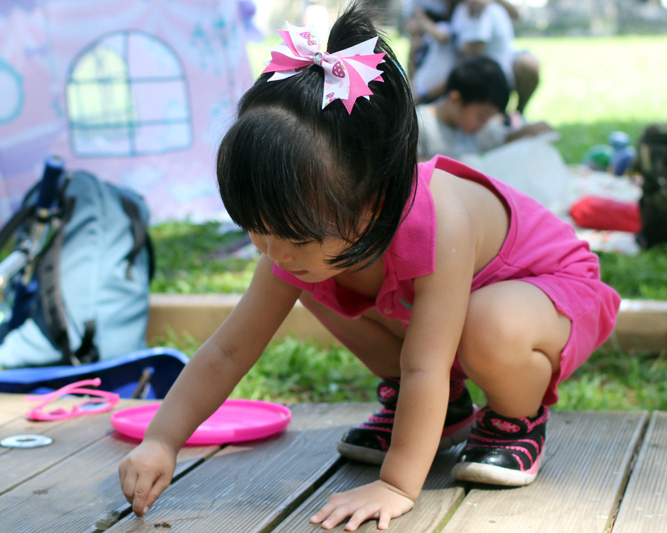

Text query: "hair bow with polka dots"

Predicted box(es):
[263, 23, 385, 114]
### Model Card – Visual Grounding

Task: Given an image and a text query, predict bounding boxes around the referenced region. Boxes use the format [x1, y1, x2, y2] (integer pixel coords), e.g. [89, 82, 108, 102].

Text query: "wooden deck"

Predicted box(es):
[1, 394, 666, 532]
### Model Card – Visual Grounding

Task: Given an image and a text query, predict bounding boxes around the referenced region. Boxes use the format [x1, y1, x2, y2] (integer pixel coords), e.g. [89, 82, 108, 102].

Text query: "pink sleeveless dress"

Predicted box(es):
[273, 156, 621, 405]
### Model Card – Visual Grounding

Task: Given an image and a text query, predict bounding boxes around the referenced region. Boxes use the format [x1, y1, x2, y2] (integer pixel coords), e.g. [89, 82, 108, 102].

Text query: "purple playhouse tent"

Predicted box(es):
[0, 0, 255, 223]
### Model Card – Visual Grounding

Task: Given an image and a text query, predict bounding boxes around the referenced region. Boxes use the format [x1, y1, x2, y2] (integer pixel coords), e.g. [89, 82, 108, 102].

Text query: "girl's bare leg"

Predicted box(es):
[458, 280, 571, 418]
[300, 290, 475, 467]
[298, 291, 404, 378]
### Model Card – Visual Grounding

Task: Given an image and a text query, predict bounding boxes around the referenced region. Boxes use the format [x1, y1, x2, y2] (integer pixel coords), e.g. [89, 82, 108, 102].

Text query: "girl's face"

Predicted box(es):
[249, 232, 349, 282]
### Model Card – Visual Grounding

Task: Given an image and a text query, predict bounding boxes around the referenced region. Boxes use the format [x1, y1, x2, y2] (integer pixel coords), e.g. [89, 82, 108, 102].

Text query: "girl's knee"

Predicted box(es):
[459, 293, 526, 371]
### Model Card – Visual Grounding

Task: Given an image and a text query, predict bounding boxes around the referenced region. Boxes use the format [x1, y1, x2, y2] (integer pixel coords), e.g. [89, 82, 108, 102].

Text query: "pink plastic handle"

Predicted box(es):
[25, 378, 120, 421]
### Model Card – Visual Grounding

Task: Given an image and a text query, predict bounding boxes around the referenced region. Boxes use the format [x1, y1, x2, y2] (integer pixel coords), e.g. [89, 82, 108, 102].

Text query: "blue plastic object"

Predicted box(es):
[0, 347, 189, 399]
[608, 131, 636, 176]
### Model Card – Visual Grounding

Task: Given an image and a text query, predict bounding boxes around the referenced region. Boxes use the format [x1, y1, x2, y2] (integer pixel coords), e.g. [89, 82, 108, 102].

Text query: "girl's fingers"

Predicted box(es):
[311, 498, 349, 526]
[378, 509, 392, 530]
[120, 468, 137, 503]
[312, 483, 410, 530]
[311, 502, 335, 523]
[143, 474, 171, 516]
[131, 474, 159, 516]
[320, 504, 356, 530]
[345, 507, 378, 531]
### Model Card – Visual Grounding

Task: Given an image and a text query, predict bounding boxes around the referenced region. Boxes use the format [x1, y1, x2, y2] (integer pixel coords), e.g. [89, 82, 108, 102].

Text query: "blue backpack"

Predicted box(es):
[0, 164, 154, 368]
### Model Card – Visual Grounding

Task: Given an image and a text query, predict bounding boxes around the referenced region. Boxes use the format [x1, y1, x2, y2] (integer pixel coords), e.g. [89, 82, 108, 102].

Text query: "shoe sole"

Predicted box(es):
[337, 407, 477, 465]
[336, 441, 386, 465]
[451, 445, 545, 487]
[439, 407, 477, 450]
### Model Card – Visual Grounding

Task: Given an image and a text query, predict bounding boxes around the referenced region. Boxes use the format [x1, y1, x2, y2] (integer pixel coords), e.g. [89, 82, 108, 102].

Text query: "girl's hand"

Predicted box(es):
[119, 439, 177, 517]
[310, 480, 415, 531]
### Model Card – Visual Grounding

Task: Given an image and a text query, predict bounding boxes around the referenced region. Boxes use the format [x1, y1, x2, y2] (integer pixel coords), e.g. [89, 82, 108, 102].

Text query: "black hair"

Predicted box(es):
[217, 1, 418, 269]
[444, 56, 510, 113]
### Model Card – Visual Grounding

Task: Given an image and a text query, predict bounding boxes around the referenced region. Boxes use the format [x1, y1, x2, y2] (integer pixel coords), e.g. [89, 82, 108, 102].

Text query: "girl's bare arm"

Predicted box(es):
[381, 189, 477, 500]
[311, 187, 478, 531]
[142, 254, 299, 448]
[120, 254, 300, 515]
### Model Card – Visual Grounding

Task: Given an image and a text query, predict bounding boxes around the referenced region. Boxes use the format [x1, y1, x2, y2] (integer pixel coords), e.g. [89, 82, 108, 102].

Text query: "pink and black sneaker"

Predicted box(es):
[452, 405, 548, 486]
[337, 378, 476, 465]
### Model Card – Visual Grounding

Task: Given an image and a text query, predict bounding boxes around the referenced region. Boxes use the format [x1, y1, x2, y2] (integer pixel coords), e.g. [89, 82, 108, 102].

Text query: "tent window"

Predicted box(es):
[0, 60, 23, 124]
[67, 31, 192, 157]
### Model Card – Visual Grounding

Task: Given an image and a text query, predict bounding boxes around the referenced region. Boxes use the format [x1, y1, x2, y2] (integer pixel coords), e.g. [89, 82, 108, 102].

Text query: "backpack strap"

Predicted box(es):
[0, 206, 35, 251]
[1, 180, 69, 332]
[37, 197, 93, 366]
[39, 197, 100, 366]
[0, 177, 44, 252]
[119, 195, 155, 281]
[75, 320, 99, 365]
[0, 207, 35, 321]
[0, 178, 49, 252]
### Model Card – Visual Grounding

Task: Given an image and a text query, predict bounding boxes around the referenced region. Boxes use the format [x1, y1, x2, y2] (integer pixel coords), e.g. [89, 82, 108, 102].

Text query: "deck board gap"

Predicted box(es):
[169, 444, 226, 484]
[261, 456, 347, 533]
[606, 412, 651, 533]
[433, 488, 467, 533]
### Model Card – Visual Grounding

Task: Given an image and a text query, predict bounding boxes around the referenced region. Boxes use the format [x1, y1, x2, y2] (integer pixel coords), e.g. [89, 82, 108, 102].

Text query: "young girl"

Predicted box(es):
[119, 3, 620, 530]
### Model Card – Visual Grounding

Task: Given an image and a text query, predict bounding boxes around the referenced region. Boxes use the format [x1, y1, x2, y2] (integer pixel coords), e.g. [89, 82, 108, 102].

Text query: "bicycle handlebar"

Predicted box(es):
[36, 155, 64, 210]
[0, 251, 28, 292]
[0, 155, 66, 295]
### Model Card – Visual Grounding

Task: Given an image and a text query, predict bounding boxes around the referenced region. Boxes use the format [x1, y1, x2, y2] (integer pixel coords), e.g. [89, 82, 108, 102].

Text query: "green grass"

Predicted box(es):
[150, 222, 254, 294]
[598, 243, 667, 300]
[149, 35, 667, 410]
[153, 328, 379, 404]
[559, 345, 667, 411]
[515, 36, 667, 164]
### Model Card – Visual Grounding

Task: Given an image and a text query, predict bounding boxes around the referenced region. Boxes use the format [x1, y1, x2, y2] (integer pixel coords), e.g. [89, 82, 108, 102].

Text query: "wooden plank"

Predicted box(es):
[0, 392, 100, 426]
[147, 294, 338, 347]
[272, 448, 466, 532]
[612, 299, 667, 353]
[442, 411, 647, 533]
[0, 393, 31, 425]
[106, 403, 375, 533]
[0, 431, 218, 533]
[612, 411, 667, 532]
[148, 296, 667, 353]
[0, 397, 147, 495]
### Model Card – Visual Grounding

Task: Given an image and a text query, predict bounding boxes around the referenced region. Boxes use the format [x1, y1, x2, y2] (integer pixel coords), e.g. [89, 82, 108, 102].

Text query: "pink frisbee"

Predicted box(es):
[110, 399, 291, 446]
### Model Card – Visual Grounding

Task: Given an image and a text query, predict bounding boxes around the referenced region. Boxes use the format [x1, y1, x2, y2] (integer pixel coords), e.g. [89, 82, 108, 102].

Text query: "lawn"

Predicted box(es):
[151, 35, 667, 410]
[514, 35, 667, 164]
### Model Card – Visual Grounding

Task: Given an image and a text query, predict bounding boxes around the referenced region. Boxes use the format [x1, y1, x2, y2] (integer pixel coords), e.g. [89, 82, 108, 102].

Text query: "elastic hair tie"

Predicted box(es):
[263, 23, 386, 114]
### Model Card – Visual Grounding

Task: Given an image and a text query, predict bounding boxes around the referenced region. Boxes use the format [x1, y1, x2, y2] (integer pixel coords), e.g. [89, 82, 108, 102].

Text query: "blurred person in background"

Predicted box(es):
[405, 0, 539, 117]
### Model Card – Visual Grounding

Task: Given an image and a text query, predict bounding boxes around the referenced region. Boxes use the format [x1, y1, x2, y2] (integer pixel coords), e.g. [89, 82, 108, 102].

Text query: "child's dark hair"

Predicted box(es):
[217, 1, 418, 269]
[444, 56, 510, 113]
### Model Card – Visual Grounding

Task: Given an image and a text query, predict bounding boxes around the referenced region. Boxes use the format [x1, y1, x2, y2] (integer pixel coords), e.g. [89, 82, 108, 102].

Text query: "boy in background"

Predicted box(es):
[417, 56, 553, 161]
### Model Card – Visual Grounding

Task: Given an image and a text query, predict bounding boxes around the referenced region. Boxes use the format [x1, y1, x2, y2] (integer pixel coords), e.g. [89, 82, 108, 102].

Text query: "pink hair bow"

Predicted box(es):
[263, 23, 385, 114]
